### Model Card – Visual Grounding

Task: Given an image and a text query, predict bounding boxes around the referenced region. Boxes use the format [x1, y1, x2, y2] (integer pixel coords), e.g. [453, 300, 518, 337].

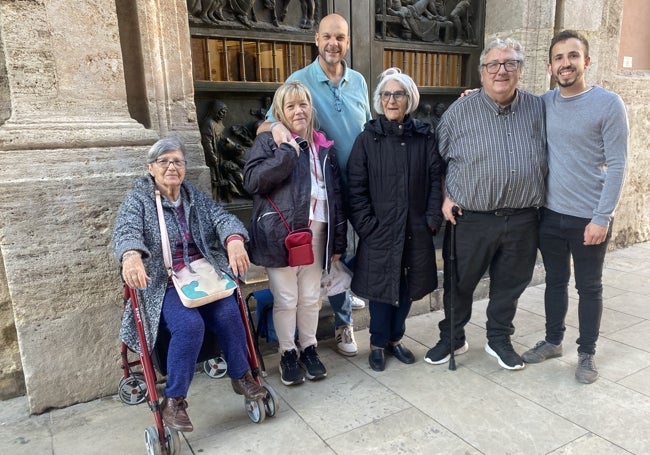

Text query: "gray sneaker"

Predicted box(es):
[575, 352, 598, 384]
[521, 340, 563, 364]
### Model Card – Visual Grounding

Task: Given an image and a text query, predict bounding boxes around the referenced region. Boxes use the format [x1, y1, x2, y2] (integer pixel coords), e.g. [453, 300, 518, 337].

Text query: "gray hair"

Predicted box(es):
[479, 37, 525, 72]
[146, 136, 187, 164]
[373, 67, 420, 115]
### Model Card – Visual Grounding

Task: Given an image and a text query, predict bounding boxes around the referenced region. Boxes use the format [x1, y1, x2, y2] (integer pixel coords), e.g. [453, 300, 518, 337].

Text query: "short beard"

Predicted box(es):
[554, 67, 580, 88]
[556, 78, 576, 88]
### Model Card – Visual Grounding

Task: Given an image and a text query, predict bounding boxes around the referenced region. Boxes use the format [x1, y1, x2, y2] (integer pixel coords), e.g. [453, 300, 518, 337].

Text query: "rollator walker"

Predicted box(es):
[118, 284, 279, 454]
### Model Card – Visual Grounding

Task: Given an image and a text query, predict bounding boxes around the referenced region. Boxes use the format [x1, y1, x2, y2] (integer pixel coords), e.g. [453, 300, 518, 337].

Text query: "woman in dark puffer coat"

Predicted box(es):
[244, 81, 347, 386]
[347, 68, 444, 372]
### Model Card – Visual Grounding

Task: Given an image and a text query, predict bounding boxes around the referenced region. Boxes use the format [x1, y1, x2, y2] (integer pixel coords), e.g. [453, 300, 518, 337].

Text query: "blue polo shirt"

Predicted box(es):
[267, 58, 372, 180]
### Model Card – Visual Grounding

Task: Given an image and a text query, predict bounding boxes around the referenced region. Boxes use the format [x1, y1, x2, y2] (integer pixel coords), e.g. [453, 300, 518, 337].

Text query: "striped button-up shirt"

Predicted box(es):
[437, 89, 547, 211]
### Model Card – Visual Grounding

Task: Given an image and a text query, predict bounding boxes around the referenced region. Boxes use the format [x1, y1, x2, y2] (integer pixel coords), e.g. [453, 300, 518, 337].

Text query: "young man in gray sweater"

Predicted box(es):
[521, 30, 628, 384]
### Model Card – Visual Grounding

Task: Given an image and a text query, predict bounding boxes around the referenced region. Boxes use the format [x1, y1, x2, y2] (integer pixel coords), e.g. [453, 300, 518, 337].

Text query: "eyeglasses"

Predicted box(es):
[481, 60, 521, 74]
[380, 91, 408, 102]
[155, 159, 187, 169]
[329, 85, 342, 112]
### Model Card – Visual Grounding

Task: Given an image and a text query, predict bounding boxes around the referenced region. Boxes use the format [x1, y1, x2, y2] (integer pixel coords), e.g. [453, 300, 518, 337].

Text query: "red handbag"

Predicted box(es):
[266, 196, 314, 267]
[284, 228, 314, 267]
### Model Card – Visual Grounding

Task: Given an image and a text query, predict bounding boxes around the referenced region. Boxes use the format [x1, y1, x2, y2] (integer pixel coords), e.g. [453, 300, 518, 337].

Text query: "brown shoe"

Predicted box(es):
[231, 371, 267, 400]
[161, 397, 193, 432]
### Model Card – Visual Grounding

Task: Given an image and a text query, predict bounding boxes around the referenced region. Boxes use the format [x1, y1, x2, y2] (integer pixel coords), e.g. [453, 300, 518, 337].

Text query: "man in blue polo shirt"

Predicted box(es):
[258, 13, 372, 357]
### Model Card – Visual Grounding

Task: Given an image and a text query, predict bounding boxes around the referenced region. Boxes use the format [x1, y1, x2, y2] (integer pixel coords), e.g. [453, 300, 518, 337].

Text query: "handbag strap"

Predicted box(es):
[155, 190, 174, 277]
[266, 195, 317, 233]
[266, 195, 292, 233]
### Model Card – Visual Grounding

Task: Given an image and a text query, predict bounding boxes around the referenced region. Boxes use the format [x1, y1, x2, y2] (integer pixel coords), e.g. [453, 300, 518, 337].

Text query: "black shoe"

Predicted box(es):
[279, 349, 305, 386]
[485, 340, 525, 370]
[299, 345, 327, 381]
[385, 343, 415, 364]
[424, 339, 469, 365]
[368, 348, 385, 371]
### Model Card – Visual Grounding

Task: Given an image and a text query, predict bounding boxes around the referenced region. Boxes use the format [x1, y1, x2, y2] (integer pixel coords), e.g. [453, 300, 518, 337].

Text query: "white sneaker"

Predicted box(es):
[335, 325, 358, 356]
[349, 294, 366, 310]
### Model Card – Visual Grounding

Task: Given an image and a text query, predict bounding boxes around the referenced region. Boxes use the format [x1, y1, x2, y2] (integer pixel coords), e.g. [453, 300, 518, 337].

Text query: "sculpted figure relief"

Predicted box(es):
[450, 0, 474, 44]
[187, 0, 260, 28]
[187, 0, 321, 29]
[200, 100, 249, 203]
[416, 101, 447, 132]
[277, 0, 319, 29]
[379, 0, 473, 44]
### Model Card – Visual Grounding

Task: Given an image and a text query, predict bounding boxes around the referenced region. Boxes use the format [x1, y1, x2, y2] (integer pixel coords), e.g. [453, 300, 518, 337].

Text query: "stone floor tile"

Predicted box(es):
[382, 363, 586, 455]
[617, 365, 650, 396]
[0, 405, 52, 455]
[606, 254, 650, 276]
[607, 319, 650, 352]
[182, 373, 288, 441]
[326, 407, 481, 454]
[603, 290, 650, 319]
[494, 360, 650, 455]
[511, 306, 548, 339]
[265, 347, 412, 440]
[548, 433, 632, 454]
[591, 337, 650, 382]
[49, 396, 183, 455]
[515, 285, 546, 315]
[191, 411, 335, 454]
[598, 306, 645, 336]
[602, 273, 650, 297]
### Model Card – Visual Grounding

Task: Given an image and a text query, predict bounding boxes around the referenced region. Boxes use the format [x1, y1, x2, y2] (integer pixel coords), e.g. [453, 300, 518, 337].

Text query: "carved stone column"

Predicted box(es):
[0, 0, 158, 149]
[0, 0, 202, 413]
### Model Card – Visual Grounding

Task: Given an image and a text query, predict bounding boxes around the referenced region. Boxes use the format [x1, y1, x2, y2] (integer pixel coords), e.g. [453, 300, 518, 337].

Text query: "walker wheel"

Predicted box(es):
[143, 426, 180, 455]
[164, 426, 181, 455]
[262, 383, 279, 417]
[245, 398, 266, 423]
[203, 355, 228, 378]
[144, 426, 162, 455]
[118, 373, 148, 405]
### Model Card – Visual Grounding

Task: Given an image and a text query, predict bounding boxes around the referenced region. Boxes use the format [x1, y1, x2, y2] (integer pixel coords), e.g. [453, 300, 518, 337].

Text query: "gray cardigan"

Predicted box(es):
[112, 176, 248, 353]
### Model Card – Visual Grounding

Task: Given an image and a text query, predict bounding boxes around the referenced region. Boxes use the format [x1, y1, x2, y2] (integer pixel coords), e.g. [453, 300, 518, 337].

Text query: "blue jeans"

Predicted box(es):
[328, 253, 355, 328]
[328, 291, 352, 327]
[539, 208, 611, 355]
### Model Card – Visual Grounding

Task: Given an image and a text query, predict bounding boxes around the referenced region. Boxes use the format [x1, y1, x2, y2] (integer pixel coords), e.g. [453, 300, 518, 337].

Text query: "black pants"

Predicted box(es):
[538, 208, 611, 355]
[438, 209, 539, 344]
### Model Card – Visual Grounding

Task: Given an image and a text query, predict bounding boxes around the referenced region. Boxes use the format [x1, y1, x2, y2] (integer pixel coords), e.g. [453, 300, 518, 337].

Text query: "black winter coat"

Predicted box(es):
[244, 131, 347, 269]
[347, 115, 443, 305]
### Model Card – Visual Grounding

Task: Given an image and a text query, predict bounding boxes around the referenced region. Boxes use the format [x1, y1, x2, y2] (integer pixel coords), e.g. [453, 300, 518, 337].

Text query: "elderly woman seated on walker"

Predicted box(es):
[112, 136, 266, 432]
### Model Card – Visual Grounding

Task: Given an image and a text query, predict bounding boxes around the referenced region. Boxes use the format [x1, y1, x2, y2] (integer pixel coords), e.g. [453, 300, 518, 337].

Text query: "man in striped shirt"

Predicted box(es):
[425, 37, 547, 370]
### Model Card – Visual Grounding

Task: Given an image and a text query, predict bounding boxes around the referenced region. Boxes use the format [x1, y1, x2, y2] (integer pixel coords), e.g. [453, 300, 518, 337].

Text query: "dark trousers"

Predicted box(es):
[438, 209, 539, 344]
[369, 280, 413, 347]
[160, 288, 249, 398]
[538, 208, 611, 355]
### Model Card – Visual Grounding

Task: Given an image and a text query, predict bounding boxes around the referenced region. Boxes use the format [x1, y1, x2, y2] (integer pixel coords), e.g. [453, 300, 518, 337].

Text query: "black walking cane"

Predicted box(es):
[448, 206, 460, 371]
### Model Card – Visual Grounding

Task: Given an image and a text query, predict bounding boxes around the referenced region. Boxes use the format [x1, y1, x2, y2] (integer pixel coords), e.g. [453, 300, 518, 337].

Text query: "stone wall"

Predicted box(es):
[0, 0, 202, 413]
[595, 1, 650, 245]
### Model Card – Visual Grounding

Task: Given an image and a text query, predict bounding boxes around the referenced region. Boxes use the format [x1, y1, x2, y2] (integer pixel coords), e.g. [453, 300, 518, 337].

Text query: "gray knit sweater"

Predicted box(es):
[543, 86, 628, 226]
[112, 176, 248, 353]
